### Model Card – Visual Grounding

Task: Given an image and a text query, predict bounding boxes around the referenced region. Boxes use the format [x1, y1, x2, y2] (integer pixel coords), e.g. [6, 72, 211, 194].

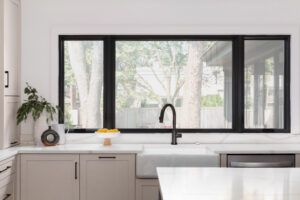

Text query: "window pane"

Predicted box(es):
[64, 41, 104, 128]
[115, 41, 232, 129]
[244, 40, 285, 129]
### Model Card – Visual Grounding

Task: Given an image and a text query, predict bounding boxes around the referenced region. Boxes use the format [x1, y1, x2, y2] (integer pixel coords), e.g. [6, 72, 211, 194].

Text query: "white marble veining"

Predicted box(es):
[158, 167, 300, 200]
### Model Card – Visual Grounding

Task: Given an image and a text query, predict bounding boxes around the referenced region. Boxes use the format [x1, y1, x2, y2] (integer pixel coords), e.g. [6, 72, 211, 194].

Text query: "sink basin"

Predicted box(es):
[136, 144, 219, 178]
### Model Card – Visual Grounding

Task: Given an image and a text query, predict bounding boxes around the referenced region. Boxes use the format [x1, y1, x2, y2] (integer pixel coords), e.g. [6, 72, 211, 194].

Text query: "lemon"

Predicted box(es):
[96, 128, 119, 134]
[96, 128, 108, 133]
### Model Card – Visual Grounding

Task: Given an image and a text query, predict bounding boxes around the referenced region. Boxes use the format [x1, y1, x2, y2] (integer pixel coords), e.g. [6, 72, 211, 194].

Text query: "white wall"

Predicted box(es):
[21, 0, 300, 144]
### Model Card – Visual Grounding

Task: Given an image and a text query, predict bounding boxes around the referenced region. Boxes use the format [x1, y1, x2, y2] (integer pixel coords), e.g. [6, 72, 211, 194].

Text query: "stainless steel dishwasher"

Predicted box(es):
[227, 154, 295, 168]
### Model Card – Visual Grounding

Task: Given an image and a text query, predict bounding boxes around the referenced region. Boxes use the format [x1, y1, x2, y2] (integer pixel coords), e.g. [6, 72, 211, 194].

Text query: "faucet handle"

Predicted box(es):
[177, 133, 182, 138]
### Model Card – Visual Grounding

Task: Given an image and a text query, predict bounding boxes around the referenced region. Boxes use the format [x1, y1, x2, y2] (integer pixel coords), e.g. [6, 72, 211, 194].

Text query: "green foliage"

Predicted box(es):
[64, 104, 74, 128]
[201, 95, 223, 107]
[17, 83, 59, 125]
[64, 43, 76, 86]
[115, 41, 190, 109]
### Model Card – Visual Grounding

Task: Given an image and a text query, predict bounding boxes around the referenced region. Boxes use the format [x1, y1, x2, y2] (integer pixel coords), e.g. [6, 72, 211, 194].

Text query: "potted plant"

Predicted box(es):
[17, 83, 59, 145]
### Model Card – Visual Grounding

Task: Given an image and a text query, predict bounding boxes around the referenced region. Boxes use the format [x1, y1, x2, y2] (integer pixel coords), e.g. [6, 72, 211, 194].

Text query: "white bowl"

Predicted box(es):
[95, 132, 121, 139]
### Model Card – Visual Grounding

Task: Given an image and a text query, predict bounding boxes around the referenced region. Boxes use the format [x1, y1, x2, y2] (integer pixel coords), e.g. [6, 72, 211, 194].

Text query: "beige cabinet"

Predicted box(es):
[136, 179, 159, 200]
[0, 156, 16, 200]
[3, 0, 20, 96]
[0, 174, 15, 200]
[296, 154, 300, 167]
[80, 154, 135, 200]
[0, 0, 20, 149]
[20, 154, 79, 200]
[3, 97, 20, 148]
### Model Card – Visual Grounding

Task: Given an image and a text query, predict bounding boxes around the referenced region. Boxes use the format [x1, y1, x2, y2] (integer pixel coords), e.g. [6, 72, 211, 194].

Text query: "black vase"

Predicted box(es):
[41, 126, 60, 146]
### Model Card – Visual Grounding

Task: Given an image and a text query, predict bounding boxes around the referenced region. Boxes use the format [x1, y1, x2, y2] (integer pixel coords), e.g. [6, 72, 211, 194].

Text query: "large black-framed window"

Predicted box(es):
[59, 35, 290, 133]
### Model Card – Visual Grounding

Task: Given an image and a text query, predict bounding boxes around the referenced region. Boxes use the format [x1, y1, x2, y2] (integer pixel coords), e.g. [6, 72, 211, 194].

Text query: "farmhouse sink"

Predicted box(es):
[136, 144, 219, 178]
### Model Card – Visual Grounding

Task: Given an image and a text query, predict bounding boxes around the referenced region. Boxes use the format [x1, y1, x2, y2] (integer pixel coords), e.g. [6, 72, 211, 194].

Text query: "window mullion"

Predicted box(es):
[103, 36, 116, 129]
[284, 37, 291, 132]
[58, 36, 65, 124]
[234, 36, 245, 132]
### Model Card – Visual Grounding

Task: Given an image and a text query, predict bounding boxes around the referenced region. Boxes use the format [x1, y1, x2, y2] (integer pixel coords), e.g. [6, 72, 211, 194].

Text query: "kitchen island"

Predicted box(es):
[157, 167, 300, 200]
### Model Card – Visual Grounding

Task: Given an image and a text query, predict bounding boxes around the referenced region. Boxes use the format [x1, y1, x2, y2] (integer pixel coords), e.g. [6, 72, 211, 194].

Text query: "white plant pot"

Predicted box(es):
[34, 115, 48, 146]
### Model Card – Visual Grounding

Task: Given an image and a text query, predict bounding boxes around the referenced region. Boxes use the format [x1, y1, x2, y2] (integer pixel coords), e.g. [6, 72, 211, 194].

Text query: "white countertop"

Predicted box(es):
[140, 143, 300, 154]
[207, 143, 300, 154]
[17, 144, 143, 154]
[1, 143, 300, 162]
[157, 167, 300, 200]
[0, 144, 143, 161]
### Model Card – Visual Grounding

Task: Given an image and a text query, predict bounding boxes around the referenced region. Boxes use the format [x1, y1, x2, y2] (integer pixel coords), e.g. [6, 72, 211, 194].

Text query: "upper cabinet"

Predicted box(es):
[0, 0, 21, 149]
[2, 0, 20, 96]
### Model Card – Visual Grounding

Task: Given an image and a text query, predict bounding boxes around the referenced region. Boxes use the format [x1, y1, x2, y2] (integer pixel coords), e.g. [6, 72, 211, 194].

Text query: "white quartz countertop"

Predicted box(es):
[1, 143, 300, 163]
[157, 167, 300, 200]
[16, 144, 143, 154]
[207, 143, 300, 154]
[140, 144, 300, 154]
[0, 144, 143, 161]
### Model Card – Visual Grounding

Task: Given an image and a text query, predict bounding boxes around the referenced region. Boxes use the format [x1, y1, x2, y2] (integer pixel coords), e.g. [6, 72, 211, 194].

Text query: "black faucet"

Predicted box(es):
[159, 104, 182, 145]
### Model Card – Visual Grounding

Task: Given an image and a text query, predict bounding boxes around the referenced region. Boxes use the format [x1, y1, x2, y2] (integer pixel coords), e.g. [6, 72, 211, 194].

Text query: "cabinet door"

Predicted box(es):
[295, 154, 300, 167]
[80, 154, 135, 200]
[0, 174, 15, 200]
[4, 0, 20, 96]
[21, 154, 79, 200]
[3, 96, 20, 148]
[136, 179, 159, 200]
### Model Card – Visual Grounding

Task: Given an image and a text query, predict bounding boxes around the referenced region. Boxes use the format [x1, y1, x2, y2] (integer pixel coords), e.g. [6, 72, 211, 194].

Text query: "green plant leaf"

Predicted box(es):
[17, 83, 59, 125]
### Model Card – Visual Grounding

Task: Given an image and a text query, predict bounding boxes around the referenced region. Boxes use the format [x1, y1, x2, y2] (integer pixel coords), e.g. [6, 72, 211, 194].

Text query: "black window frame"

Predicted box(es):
[58, 35, 290, 134]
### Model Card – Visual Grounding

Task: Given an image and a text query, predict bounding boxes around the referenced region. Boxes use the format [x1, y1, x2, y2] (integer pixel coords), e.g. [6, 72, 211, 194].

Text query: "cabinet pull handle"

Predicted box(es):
[75, 162, 78, 180]
[98, 156, 116, 159]
[0, 166, 11, 174]
[3, 194, 11, 200]
[10, 141, 18, 145]
[4, 71, 9, 88]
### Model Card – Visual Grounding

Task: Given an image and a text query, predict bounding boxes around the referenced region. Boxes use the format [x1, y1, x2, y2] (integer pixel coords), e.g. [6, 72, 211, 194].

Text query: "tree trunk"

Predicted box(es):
[86, 42, 103, 127]
[68, 42, 103, 128]
[67, 42, 89, 127]
[182, 42, 204, 128]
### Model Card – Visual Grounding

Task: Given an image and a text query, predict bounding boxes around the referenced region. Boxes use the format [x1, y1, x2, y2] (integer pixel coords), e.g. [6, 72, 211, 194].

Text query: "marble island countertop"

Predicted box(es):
[157, 167, 300, 200]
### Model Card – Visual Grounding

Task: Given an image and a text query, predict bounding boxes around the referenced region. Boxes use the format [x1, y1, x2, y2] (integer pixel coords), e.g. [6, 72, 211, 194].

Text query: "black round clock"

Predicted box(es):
[41, 126, 60, 146]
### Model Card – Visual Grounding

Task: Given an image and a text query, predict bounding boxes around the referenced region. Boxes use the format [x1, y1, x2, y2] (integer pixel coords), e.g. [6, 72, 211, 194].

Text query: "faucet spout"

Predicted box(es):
[159, 104, 182, 145]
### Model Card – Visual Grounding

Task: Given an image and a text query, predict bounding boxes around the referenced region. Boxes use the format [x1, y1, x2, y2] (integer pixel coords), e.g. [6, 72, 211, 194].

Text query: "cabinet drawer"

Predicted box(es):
[0, 174, 14, 200]
[0, 158, 15, 181]
[83, 154, 135, 161]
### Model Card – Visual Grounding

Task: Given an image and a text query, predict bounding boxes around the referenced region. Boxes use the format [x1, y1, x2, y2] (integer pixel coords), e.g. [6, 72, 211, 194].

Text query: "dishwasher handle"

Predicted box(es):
[230, 161, 294, 168]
